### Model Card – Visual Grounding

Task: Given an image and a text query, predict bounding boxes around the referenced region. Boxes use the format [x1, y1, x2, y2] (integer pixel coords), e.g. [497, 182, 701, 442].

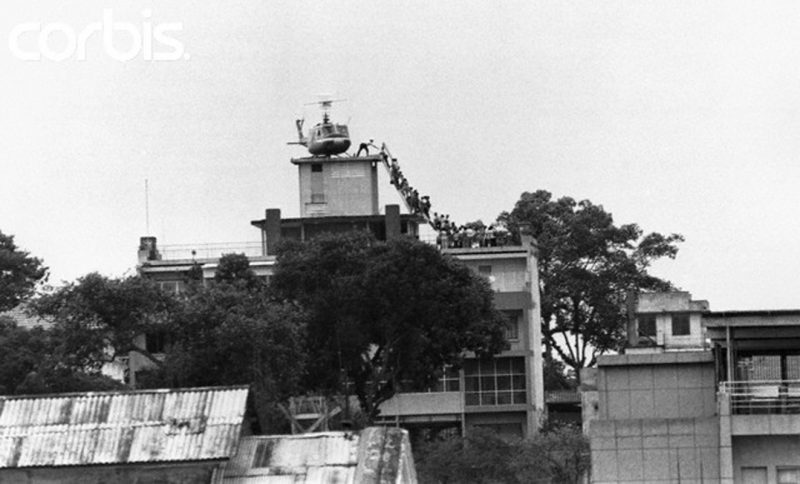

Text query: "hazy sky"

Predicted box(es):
[3, 1, 800, 310]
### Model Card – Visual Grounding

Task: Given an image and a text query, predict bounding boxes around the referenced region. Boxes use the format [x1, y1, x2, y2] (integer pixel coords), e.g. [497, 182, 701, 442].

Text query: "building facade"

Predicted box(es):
[137, 149, 544, 438]
[588, 292, 800, 484]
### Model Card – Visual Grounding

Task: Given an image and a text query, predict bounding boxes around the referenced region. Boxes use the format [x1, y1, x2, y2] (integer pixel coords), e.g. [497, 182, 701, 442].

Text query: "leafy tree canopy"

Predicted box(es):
[32, 273, 176, 372]
[161, 267, 307, 432]
[0, 231, 48, 311]
[415, 425, 589, 484]
[271, 232, 507, 422]
[214, 253, 261, 289]
[31, 260, 307, 433]
[0, 316, 124, 395]
[498, 190, 683, 375]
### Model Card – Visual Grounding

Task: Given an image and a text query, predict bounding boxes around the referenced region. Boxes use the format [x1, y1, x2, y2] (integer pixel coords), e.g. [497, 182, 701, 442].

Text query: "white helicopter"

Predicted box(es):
[289, 99, 351, 156]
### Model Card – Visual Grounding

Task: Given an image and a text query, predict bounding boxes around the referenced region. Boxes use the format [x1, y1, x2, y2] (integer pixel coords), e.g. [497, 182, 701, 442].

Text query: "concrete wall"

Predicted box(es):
[590, 353, 720, 483]
[597, 358, 716, 420]
[0, 462, 218, 484]
[458, 257, 528, 293]
[380, 392, 462, 417]
[298, 160, 378, 217]
[646, 313, 705, 349]
[590, 417, 720, 483]
[732, 435, 800, 484]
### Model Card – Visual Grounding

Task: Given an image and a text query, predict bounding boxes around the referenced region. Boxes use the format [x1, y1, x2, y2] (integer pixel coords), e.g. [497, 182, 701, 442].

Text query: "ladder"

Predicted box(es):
[377, 143, 434, 229]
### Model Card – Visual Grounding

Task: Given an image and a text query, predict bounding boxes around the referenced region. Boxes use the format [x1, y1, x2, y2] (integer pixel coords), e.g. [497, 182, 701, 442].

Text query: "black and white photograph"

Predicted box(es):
[2, 2, 800, 483]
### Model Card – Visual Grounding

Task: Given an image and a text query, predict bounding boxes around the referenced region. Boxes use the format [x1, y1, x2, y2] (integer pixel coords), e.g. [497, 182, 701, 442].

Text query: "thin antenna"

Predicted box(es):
[145, 179, 150, 235]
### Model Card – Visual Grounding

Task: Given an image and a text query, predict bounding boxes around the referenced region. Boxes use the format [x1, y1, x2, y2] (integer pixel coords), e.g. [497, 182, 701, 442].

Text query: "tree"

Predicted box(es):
[161, 261, 307, 433]
[214, 253, 260, 289]
[416, 427, 521, 484]
[272, 232, 507, 423]
[0, 315, 124, 395]
[415, 425, 590, 484]
[512, 424, 590, 484]
[499, 190, 683, 376]
[0, 230, 48, 311]
[32, 273, 176, 373]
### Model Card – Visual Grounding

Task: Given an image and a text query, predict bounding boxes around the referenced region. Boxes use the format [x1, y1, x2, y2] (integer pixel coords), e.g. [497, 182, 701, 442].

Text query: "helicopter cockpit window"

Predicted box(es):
[321, 125, 335, 136]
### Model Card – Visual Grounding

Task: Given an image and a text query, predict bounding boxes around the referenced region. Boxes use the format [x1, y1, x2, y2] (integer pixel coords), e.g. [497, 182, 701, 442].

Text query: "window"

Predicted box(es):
[429, 366, 460, 392]
[478, 265, 492, 275]
[310, 163, 324, 203]
[778, 467, 800, 484]
[671, 314, 690, 336]
[158, 280, 186, 295]
[464, 357, 526, 406]
[638, 315, 656, 338]
[741, 467, 767, 484]
[501, 310, 521, 341]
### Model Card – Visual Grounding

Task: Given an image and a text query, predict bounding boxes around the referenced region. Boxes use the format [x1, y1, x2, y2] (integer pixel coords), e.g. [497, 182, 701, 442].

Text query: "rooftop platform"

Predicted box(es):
[290, 154, 384, 165]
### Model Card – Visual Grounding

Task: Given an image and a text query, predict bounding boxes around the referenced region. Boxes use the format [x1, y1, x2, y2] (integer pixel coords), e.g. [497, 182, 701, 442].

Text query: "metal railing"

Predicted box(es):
[720, 380, 800, 414]
[157, 242, 264, 260]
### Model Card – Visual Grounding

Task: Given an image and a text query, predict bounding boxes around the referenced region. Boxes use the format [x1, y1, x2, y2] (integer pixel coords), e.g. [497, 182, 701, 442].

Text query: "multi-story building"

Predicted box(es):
[588, 292, 800, 484]
[137, 148, 544, 438]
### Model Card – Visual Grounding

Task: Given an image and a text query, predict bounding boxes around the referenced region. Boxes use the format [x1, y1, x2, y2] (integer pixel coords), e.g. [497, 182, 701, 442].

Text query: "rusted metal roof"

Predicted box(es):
[221, 432, 359, 484]
[0, 386, 248, 468]
[220, 427, 417, 484]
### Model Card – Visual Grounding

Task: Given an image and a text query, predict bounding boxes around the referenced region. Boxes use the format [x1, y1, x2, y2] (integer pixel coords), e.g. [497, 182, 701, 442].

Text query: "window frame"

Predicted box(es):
[464, 357, 526, 407]
[671, 313, 691, 336]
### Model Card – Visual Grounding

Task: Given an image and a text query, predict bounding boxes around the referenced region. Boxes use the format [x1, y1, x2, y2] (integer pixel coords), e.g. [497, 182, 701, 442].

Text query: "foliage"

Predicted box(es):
[543, 357, 576, 391]
[161, 267, 307, 432]
[498, 190, 683, 375]
[31, 273, 176, 372]
[512, 424, 591, 484]
[0, 231, 48, 311]
[271, 232, 507, 422]
[415, 425, 589, 484]
[29, 261, 307, 433]
[214, 253, 260, 289]
[0, 316, 124, 395]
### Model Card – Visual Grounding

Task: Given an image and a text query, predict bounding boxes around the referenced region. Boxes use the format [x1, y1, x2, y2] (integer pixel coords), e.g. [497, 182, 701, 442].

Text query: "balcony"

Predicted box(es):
[720, 380, 800, 435]
[720, 380, 800, 415]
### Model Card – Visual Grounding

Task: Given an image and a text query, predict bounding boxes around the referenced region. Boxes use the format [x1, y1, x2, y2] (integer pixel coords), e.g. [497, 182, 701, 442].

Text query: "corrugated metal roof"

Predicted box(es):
[221, 432, 360, 484]
[220, 427, 417, 484]
[0, 386, 248, 468]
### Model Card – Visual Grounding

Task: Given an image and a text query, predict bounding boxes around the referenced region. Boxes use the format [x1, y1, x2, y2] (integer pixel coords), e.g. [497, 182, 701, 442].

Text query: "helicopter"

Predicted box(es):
[289, 99, 351, 156]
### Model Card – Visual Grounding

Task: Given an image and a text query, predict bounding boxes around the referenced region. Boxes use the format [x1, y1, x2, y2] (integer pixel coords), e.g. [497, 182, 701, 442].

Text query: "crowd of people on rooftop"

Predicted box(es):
[375, 146, 513, 249]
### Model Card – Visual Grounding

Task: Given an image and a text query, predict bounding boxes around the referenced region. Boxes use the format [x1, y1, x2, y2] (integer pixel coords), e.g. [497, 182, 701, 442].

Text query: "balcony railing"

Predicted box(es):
[720, 380, 800, 414]
[157, 242, 264, 261]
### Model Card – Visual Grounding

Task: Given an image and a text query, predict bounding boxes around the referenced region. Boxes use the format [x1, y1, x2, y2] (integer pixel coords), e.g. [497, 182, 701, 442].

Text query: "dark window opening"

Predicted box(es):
[638, 315, 656, 338]
[502, 310, 521, 341]
[671, 314, 690, 336]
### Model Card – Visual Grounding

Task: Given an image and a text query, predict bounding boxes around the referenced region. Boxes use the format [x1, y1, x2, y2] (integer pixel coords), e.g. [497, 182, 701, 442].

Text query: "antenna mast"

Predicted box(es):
[145, 179, 150, 235]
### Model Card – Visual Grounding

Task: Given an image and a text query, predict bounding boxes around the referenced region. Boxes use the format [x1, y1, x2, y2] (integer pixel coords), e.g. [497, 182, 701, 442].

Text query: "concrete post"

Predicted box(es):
[385, 204, 401, 240]
[265, 209, 282, 255]
[138, 236, 160, 262]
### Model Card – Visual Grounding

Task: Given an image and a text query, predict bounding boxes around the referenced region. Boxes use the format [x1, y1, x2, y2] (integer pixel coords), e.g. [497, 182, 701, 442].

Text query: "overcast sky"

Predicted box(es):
[2, 1, 800, 310]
